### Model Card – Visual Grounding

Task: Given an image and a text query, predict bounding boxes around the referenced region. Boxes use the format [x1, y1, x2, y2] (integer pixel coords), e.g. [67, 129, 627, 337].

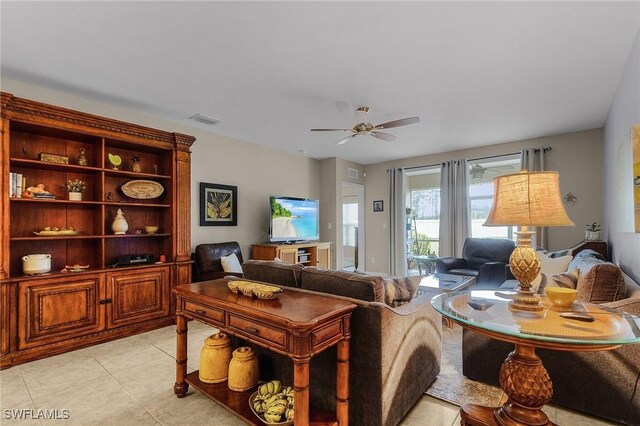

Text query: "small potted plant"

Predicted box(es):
[585, 222, 602, 241]
[64, 179, 86, 201]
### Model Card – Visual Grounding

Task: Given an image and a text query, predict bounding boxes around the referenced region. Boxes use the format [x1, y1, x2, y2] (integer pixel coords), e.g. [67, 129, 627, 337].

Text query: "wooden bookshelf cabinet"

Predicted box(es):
[0, 92, 195, 368]
[251, 242, 332, 269]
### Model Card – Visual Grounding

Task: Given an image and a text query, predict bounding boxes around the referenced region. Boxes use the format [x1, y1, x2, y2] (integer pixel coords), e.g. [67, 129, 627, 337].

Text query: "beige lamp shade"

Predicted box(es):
[484, 171, 574, 227]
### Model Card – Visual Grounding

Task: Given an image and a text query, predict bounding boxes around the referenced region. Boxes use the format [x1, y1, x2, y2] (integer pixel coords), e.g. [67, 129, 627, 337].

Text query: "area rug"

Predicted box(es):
[425, 324, 504, 407]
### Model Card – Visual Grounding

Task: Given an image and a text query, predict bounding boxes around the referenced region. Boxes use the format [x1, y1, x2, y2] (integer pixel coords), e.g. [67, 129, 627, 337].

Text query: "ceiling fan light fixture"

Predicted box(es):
[355, 106, 370, 123]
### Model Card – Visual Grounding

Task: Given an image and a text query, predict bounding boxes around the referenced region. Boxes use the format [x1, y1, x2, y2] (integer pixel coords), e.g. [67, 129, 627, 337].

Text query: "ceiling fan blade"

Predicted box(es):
[375, 116, 420, 129]
[310, 128, 352, 132]
[370, 131, 396, 142]
[336, 134, 357, 145]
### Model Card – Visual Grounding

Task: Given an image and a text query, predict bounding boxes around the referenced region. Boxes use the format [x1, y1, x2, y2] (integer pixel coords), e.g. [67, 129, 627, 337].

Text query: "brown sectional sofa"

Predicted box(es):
[463, 250, 640, 425]
[239, 260, 442, 426]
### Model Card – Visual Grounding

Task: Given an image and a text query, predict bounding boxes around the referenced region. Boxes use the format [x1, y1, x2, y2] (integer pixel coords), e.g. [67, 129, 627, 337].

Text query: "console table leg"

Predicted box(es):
[336, 339, 350, 426]
[294, 359, 310, 426]
[460, 343, 553, 426]
[174, 314, 189, 398]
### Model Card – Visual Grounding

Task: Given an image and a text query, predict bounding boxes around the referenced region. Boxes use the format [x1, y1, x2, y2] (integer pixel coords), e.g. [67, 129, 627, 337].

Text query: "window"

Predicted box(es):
[405, 166, 440, 275]
[468, 155, 520, 239]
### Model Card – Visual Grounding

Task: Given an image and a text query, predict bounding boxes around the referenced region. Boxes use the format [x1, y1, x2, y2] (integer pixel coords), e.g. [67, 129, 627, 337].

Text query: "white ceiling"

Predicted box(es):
[2, 2, 639, 164]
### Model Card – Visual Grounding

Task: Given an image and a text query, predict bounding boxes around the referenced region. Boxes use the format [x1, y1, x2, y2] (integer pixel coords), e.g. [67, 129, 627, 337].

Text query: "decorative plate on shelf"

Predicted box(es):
[34, 229, 80, 236]
[121, 180, 164, 199]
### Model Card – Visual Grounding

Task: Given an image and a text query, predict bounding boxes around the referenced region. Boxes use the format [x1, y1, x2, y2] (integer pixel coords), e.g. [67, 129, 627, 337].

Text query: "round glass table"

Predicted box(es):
[432, 290, 640, 426]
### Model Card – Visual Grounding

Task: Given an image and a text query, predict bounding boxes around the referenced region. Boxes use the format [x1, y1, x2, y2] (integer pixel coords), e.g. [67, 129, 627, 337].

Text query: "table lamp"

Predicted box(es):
[484, 171, 574, 311]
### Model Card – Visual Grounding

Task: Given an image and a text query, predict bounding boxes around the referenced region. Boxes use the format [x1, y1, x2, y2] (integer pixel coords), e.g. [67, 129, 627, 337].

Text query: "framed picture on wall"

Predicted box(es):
[200, 182, 238, 226]
[373, 200, 384, 212]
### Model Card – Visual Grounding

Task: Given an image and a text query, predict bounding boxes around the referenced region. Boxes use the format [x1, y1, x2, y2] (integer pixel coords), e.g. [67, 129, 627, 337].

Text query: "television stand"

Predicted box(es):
[251, 242, 332, 269]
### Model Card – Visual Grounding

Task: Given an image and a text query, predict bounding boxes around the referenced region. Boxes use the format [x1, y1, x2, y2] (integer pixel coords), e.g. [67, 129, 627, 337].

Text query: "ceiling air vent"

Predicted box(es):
[348, 168, 359, 179]
[189, 114, 221, 126]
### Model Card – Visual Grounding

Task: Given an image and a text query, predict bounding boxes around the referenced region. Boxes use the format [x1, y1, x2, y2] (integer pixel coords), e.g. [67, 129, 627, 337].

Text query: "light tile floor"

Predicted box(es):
[0, 321, 618, 425]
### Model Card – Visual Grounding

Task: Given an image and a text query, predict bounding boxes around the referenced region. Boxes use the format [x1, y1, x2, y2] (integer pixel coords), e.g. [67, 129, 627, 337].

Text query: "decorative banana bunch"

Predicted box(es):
[252, 380, 295, 423]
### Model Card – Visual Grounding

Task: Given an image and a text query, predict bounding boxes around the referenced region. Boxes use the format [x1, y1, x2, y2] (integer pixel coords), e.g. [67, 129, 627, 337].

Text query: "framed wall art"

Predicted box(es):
[200, 182, 238, 226]
[373, 200, 384, 212]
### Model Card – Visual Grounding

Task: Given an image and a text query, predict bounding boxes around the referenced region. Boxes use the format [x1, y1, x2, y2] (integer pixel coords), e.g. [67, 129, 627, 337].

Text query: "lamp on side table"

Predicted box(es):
[483, 170, 574, 311]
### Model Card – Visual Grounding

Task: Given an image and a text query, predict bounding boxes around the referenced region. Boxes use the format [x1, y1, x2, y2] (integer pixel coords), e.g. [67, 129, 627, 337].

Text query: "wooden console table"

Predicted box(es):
[173, 279, 356, 426]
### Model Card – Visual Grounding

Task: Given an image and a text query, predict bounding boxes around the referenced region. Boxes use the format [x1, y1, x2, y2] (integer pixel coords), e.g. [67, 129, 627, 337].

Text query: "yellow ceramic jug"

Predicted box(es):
[228, 346, 259, 391]
[198, 333, 232, 384]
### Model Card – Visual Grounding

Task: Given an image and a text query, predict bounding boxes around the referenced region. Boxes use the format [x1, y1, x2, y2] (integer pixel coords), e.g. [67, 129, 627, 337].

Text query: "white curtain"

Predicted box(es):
[388, 168, 406, 276]
[521, 147, 548, 248]
[438, 159, 469, 257]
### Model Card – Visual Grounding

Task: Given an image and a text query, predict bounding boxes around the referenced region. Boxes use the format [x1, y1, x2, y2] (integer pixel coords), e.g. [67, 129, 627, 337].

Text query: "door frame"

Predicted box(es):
[340, 182, 365, 271]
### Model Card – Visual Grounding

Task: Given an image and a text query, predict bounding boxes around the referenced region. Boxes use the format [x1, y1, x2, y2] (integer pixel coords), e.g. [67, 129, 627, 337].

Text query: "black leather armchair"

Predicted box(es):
[192, 241, 244, 282]
[436, 238, 515, 288]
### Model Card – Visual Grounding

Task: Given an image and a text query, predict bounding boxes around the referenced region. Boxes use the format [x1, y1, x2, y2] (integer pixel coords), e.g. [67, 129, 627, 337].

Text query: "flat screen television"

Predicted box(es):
[269, 196, 320, 243]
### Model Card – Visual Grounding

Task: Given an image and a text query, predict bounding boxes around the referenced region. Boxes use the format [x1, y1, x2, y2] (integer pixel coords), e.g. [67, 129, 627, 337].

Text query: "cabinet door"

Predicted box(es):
[277, 248, 298, 264]
[316, 244, 331, 269]
[107, 266, 170, 327]
[18, 275, 105, 350]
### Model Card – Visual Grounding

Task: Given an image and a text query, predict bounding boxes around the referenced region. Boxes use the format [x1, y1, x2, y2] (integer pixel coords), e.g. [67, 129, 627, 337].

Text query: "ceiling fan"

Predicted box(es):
[469, 163, 515, 179]
[310, 107, 420, 145]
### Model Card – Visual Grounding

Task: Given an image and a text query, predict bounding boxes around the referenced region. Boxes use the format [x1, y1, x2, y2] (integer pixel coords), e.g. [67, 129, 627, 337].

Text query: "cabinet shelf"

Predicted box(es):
[6, 263, 172, 283]
[10, 198, 103, 205]
[104, 201, 171, 208]
[104, 169, 171, 180]
[103, 233, 170, 238]
[10, 157, 171, 179]
[9, 158, 103, 173]
[10, 198, 171, 208]
[11, 234, 170, 241]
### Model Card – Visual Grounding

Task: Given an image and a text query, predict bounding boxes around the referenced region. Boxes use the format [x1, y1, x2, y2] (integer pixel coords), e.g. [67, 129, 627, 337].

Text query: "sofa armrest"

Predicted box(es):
[477, 262, 509, 288]
[602, 298, 640, 316]
[436, 257, 466, 273]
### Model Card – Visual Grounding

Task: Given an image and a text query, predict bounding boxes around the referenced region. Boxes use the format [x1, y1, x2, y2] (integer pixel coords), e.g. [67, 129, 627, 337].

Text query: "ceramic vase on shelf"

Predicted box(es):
[199, 333, 233, 384]
[228, 346, 258, 391]
[68, 192, 82, 201]
[111, 208, 129, 235]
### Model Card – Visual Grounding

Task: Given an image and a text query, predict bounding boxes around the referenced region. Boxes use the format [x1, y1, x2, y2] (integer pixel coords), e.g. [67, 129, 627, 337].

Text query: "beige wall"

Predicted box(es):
[363, 128, 604, 274]
[604, 30, 640, 282]
[1, 79, 321, 259]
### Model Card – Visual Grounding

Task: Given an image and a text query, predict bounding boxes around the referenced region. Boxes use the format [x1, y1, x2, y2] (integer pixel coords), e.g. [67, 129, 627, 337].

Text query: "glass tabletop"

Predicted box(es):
[431, 290, 640, 346]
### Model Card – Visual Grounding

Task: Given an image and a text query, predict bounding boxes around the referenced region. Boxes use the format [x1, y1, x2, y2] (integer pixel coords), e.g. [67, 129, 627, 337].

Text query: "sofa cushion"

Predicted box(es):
[567, 249, 606, 271]
[538, 252, 573, 275]
[547, 269, 579, 290]
[221, 252, 243, 273]
[576, 263, 626, 303]
[300, 268, 386, 303]
[241, 260, 303, 288]
[384, 277, 419, 307]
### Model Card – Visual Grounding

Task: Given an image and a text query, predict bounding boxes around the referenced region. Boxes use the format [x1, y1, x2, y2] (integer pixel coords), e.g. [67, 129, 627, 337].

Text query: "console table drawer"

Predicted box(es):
[228, 315, 286, 349]
[184, 301, 224, 325]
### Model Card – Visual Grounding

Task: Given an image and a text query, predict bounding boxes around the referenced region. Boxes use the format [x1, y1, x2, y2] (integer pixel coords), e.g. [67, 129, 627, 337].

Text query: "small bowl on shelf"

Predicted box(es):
[144, 226, 159, 234]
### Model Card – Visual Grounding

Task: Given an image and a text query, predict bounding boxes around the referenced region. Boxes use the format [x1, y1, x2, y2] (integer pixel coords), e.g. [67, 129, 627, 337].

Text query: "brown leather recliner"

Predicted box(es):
[191, 241, 244, 282]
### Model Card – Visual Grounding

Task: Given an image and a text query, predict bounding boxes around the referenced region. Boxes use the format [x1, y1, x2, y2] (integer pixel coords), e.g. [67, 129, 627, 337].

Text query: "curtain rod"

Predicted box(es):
[469, 147, 551, 163]
[390, 147, 552, 172]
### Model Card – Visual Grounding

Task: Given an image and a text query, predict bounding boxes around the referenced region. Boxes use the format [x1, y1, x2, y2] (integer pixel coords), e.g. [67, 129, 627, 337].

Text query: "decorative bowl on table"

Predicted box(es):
[545, 287, 578, 308]
[227, 280, 283, 300]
